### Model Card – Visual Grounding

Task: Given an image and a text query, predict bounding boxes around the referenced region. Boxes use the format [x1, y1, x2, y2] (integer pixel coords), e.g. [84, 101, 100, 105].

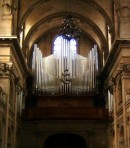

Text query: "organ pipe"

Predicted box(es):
[32, 43, 98, 95]
[108, 90, 114, 112]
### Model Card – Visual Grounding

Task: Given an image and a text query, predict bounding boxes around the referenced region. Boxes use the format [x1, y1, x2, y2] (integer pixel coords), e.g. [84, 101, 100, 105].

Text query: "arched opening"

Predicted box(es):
[53, 36, 77, 55]
[44, 133, 87, 148]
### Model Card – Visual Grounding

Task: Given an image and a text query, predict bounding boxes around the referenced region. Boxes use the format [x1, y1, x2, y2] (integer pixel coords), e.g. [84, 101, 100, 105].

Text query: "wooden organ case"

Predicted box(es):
[22, 41, 108, 120]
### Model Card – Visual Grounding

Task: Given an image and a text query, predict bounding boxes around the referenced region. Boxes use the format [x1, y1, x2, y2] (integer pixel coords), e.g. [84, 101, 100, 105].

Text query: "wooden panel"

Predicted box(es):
[35, 95, 94, 107]
[22, 107, 108, 120]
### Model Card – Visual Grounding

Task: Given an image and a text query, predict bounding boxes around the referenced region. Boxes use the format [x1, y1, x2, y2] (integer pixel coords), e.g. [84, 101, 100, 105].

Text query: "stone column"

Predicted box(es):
[0, 37, 27, 148]
[122, 77, 127, 148]
[121, 69, 130, 148]
[13, 85, 17, 148]
[113, 84, 118, 148]
[4, 91, 9, 148]
[115, 0, 130, 38]
[0, 63, 12, 148]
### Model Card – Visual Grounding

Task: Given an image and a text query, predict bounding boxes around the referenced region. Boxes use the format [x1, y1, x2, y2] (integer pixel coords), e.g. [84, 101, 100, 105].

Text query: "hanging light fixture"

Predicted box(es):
[58, 0, 81, 40]
[58, 14, 81, 40]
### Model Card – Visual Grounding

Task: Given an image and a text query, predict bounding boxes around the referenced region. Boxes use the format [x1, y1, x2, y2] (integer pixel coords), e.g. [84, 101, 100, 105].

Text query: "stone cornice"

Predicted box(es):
[101, 39, 130, 80]
[0, 36, 30, 76]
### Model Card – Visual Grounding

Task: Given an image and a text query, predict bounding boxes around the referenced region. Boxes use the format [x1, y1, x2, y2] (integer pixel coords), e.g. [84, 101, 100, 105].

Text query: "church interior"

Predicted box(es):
[0, 0, 130, 147]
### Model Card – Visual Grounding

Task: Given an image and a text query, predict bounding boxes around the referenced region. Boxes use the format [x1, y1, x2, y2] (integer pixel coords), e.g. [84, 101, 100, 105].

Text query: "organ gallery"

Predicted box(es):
[0, 0, 130, 148]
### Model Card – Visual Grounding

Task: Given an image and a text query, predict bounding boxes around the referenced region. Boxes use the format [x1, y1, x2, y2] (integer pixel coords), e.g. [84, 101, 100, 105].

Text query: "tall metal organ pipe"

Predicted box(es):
[32, 44, 98, 95]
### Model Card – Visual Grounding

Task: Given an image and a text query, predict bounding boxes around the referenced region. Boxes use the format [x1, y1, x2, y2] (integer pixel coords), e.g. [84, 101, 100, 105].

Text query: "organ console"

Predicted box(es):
[31, 42, 98, 95]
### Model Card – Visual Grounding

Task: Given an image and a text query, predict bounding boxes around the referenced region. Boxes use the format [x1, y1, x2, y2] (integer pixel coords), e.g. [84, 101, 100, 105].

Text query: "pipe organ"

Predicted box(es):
[108, 90, 114, 112]
[32, 43, 98, 95]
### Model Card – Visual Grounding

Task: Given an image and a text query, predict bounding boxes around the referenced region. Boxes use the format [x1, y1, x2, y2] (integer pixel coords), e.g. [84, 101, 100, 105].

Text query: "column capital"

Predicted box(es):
[0, 62, 22, 86]
[2, 0, 17, 16]
[108, 77, 116, 93]
[120, 63, 130, 77]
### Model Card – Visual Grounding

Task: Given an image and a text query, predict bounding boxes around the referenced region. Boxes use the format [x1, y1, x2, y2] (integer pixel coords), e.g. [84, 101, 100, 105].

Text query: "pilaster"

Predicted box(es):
[104, 39, 130, 148]
[0, 37, 28, 147]
[121, 64, 130, 148]
[115, 0, 130, 38]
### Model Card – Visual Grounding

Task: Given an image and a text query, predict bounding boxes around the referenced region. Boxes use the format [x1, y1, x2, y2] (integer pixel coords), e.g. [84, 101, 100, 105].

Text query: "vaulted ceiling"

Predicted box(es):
[18, 0, 115, 69]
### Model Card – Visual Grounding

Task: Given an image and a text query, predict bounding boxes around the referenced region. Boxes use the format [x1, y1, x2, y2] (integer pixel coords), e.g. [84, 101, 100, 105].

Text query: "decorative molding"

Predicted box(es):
[2, 2, 17, 15]
[102, 40, 130, 79]
[0, 62, 21, 87]
[106, 63, 130, 94]
[106, 77, 116, 94]
[0, 62, 27, 100]
[0, 62, 13, 76]
[0, 37, 29, 75]
[114, 63, 130, 79]
[120, 63, 130, 75]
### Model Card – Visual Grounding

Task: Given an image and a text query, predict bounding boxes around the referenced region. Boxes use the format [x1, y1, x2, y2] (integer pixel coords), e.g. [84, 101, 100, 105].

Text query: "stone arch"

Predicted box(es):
[19, 0, 113, 38]
[27, 23, 102, 71]
[23, 12, 106, 51]
[44, 133, 87, 148]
